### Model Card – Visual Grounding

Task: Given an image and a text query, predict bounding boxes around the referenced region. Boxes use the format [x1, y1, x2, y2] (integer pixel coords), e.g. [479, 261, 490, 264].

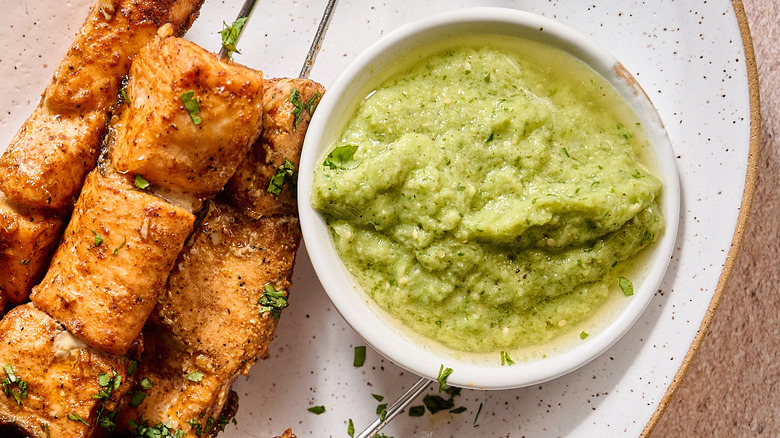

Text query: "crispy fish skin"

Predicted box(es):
[30, 171, 195, 355]
[0, 0, 204, 211]
[0, 0, 206, 310]
[226, 78, 324, 219]
[0, 204, 64, 308]
[0, 304, 132, 438]
[112, 33, 265, 209]
[119, 199, 301, 435]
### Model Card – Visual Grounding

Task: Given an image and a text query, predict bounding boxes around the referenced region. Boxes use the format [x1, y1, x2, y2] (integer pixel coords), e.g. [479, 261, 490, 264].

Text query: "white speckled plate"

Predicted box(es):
[0, 1, 757, 437]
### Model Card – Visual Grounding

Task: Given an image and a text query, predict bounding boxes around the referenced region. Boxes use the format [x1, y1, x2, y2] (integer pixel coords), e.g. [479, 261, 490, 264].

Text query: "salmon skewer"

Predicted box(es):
[0, 0, 205, 310]
[117, 79, 323, 436]
[0, 24, 267, 437]
[30, 25, 265, 356]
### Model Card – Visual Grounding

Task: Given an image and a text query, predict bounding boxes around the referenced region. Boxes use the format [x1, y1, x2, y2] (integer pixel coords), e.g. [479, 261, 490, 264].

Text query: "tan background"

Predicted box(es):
[651, 0, 778, 436]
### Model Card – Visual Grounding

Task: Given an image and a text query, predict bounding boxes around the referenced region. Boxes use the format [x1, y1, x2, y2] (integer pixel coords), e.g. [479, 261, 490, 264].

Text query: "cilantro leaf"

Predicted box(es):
[91, 230, 103, 247]
[267, 158, 297, 196]
[500, 351, 515, 366]
[436, 365, 453, 393]
[307, 405, 325, 415]
[185, 371, 204, 382]
[323, 145, 360, 170]
[619, 277, 634, 296]
[347, 418, 355, 437]
[258, 284, 289, 320]
[218, 17, 248, 60]
[180, 91, 202, 125]
[68, 413, 90, 426]
[353, 346, 366, 367]
[134, 174, 151, 190]
[408, 405, 425, 417]
[289, 88, 321, 130]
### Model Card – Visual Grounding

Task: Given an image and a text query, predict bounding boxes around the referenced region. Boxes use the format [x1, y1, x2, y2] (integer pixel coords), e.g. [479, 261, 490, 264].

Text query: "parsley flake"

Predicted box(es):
[1, 364, 28, 406]
[134, 174, 150, 190]
[289, 88, 321, 130]
[500, 351, 515, 366]
[408, 405, 425, 417]
[323, 145, 360, 170]
[180, 91, 202, 125]
[436, 364, 453, 393]
[185, 371, 204, 382]
[258, 284, 289, 319]
[619, 277, 634, 296]
[68, 413, 90, 426]
[218, 17, 248, 60]
[353, 346, 366, 367]
[267, 158, 297, 196]
[307, 405, 325, 415]
[112, 237, 127, 256]
[129, 391, 146, 408]
[91, 230, 103, 247]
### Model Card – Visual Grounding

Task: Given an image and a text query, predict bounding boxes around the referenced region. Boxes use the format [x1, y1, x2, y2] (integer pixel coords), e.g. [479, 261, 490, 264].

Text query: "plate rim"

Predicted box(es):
[641, 0, 761, 434]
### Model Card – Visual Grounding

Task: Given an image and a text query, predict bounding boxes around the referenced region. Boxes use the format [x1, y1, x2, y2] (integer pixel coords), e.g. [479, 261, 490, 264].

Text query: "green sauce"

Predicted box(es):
[312, 40, 663, 353]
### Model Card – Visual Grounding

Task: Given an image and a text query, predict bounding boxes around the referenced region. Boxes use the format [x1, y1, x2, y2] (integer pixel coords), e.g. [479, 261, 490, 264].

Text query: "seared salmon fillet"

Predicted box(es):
[30, 170, 195, 355]
[0, 0, 205, 309]
[118, 198, 301, 435]
[0, 304, 133, 438]
[226, 78, 324, 219]
[112, 34, 265, 211]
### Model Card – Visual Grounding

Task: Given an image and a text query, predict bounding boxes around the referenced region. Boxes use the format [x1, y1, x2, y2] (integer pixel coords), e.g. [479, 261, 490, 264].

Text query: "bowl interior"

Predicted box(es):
[298, 7, 680, 389]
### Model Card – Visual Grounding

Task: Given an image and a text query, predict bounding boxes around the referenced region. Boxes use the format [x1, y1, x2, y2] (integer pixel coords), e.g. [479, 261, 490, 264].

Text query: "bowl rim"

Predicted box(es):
[298, 7, 680, 390]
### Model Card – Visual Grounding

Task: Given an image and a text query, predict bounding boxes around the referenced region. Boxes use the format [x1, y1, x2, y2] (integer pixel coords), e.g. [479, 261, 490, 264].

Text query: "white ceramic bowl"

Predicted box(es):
[298, 8, 679, 390]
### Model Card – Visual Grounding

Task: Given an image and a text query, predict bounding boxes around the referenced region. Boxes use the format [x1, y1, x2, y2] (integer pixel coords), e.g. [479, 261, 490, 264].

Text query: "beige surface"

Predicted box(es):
[651, 0, 779, 436]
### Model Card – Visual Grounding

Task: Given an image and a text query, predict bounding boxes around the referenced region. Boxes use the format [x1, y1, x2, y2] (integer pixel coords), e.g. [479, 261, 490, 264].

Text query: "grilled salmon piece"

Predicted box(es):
[226, 78, 324, 219]
[0, 203, 64, 309]
[30, 170, 195, 355]
[117, 199, 301, 435]
[0, 304, 133, 438]
[0, 0, 205, 310]
[112, 31, 264, 211]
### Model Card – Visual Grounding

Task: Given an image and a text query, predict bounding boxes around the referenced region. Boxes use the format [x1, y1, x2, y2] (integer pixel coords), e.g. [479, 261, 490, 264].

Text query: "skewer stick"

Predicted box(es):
[217, 0, 258, 61]
[356, 377, 433, 438]
[300, 0, 339, 78]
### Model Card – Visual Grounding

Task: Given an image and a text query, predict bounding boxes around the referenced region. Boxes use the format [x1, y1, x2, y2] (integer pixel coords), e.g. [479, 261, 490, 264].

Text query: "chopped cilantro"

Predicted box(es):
[218, 17, 248, 60]
[121, 87, 130, 104]
[500, 351, 515, 366]
[408, 405, 425, 417]
[619, 277, 634, 296]
[258, 284, 289, 320]
[91, 230, 103, 247]
[580, 331, 589, 339]
[323, 145, 360, 170]
[140, 377, 153, 390]
[127, 360, 138, 376]
[371, 393, 384, 402]
[134, 174, 150, 190]
[185, 371, 204, 382]
[376, 403, 387, 415]
[307, 405, 325, 415]
[180, 91, 202, 125]
[112, 237, 127, 255]
[187, 418, 203, 436]
[485, 131, 494, 143]
[267, 158, 297, 196]
[449, 406, 467, 414]
[347, 418, 355, 437]
[129, 391, 146, 408]
[68, 413, 90, 426]
[473, 402, 483, 427]
[353, 346, 366, 367]
[289, 88, 321, 130]
[422, 394, 454, 414]
[40, 423, 51, 437]
[1, 364, 27, 406]
[436, 364, 453, 393]
[128, 418, 185, 438]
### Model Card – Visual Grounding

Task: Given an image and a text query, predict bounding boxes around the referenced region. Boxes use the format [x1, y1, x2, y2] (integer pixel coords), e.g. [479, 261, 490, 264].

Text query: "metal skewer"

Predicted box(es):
[356, 377, 432, 438]
[300, 0, 339, 78]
